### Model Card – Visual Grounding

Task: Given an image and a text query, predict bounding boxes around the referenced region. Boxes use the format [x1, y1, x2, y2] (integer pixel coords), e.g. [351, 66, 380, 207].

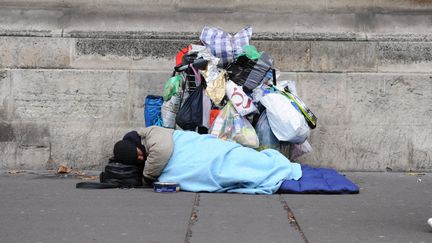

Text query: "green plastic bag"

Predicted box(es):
[241, 45, 262, 60]
[163, 75, 182, 101]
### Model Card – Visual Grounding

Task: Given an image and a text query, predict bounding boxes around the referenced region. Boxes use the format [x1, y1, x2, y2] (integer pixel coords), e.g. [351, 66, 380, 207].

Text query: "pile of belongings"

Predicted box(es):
[147, 26, 317, 161]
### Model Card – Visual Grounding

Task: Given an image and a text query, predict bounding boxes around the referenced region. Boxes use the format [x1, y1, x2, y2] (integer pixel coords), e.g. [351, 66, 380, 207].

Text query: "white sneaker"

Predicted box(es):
[428, 218, 432, 228]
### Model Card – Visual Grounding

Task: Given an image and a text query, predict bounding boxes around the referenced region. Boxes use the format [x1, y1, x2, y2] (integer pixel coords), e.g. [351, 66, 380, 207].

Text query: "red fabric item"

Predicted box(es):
[176, 45, 191, 66]
[209, 109, 220, 127]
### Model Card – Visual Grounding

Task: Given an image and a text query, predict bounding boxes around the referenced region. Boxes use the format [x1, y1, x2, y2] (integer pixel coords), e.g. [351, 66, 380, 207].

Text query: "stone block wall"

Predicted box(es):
[0, 0, 431, 171]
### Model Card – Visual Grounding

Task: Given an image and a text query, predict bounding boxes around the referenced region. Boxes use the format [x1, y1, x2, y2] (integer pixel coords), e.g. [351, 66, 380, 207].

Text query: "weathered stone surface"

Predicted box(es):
[350, 124, 431, 172]
[0, 122, 51, 170]
[0, 70, 11, 120]
[253, 41, 311, 71]
[300, 123, 432, 172]
[346, 74, 432, 126]
[72, 39, 190, 70]
[0, 71, 14, 168]
[0, 1, 431, 37]
[0, 37, 71, 68]
[278, 72, 298, 83]
[378, 42, 432, 72]
[2, 36, 430, 73]
[1, 121, 143, 170]
[410, 128, 432, 171]
[0, 1, 431, 171]
[374, 12, 432, 35]
[350, 125, 408, 171]
[12, 122, 51, 147]
[296, 73, 350, 126]
[0, 8, 63, 36]
[297, 73, 432, 171]
[0, 122, 14, 142]
[298, 125, 353, 170]
[2, 69, 174, 169]
[49, 122, 134, 169]
[10, 70, 129, 122]
[311, 41, 378, 72]
[0, 142, 16, 169]
[4, 0, 432, 13]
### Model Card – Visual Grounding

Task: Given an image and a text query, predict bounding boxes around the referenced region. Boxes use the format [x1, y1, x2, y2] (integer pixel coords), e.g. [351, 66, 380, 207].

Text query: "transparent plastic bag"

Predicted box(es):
[289, 140, 313, 161]
[161, 94, 181, 128]
[255, 110, 279, 151]
[163, 75, 182, 101]
[251, 83, 273, 103]
[209, 101, 259, 148]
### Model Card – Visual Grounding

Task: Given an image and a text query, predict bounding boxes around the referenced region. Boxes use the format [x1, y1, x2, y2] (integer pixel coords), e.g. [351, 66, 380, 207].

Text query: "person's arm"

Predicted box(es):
[137, 126, 175, 182]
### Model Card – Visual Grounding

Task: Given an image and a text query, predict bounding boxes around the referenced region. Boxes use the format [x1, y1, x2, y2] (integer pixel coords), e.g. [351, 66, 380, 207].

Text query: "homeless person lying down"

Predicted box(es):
[114, 126, 302, 195]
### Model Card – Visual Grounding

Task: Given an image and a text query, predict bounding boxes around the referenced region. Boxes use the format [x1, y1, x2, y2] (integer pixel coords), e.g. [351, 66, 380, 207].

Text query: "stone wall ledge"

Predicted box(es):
[2, 0, 432, 12]
[2, 30, 432, 42]
[1, 1, 431, 38]
[2, 36, 431, 73]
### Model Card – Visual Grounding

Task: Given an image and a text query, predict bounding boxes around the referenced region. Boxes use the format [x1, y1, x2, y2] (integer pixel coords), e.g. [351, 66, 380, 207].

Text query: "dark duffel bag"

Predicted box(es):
[100, 162, 143, 187]
[76, 159, 144, 189]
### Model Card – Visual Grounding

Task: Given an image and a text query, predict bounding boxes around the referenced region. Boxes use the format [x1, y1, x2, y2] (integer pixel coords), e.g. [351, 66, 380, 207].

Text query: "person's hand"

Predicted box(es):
[137, 148, 145, 161]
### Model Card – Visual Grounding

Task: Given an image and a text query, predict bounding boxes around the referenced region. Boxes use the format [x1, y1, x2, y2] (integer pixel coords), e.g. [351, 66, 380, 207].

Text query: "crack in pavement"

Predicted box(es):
[279, 194, 309, 243]
[184, 193, 200, 243]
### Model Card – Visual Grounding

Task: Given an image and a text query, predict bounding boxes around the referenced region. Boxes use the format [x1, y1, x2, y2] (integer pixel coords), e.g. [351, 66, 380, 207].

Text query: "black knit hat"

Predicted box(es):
[122, 131, 145, 151]
[113, 140, 138, 165]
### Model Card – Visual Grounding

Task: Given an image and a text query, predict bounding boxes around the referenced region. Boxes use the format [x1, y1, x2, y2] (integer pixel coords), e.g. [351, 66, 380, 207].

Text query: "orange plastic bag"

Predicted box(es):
[208, 109, 220, 127]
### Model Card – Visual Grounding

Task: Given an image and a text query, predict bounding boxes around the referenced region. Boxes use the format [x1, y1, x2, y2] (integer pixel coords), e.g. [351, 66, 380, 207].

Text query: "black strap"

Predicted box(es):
[76, 182, 153, 189]
[76, 182, 119, 189]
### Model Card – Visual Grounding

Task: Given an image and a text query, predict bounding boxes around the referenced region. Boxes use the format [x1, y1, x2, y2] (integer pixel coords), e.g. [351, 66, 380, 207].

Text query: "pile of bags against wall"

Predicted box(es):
[147, 26, 317, 161]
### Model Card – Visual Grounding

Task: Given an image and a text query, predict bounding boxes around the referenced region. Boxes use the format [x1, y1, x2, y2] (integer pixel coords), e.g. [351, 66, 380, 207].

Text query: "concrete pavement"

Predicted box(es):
[0, 171, 431, 243]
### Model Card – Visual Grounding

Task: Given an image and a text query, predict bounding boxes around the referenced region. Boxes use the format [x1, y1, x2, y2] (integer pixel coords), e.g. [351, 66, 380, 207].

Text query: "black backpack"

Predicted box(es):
[76, 158, 145, 189]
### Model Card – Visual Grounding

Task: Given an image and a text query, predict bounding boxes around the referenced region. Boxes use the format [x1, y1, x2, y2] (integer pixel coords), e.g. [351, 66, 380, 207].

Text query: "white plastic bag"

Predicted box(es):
[226, 80, 258, 116]
[260, 93, 309, 144]
[202, 92, 212, 129]
[276, 80, 297, 95]
[274, 80, 313, 158]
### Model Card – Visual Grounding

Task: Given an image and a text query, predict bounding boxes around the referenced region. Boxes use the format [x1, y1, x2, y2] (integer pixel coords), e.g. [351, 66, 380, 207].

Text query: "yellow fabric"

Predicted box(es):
[204, 70, 226, 105]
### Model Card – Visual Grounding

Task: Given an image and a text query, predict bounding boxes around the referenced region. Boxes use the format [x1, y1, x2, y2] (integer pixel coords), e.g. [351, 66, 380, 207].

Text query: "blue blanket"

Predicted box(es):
[158, 130, 302, 194]
[278, 165, 359, 194]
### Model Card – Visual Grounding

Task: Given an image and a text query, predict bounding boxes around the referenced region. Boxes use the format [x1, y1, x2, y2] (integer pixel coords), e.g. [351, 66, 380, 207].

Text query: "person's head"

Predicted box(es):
[122, 130, 146, 156]
[113, 140, 146, 165]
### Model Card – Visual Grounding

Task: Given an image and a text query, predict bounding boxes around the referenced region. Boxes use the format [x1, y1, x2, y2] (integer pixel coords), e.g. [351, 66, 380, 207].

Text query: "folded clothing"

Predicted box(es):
[278, 165, 359, 194]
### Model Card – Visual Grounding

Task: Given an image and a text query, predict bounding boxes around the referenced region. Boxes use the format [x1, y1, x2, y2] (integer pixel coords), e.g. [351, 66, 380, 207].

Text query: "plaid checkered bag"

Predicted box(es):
[200, 26, 252, 67]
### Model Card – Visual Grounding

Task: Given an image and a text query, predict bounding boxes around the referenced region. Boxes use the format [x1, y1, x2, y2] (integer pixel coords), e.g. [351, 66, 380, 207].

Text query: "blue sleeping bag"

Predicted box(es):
[278, 165, 359, 194]
[158, 130, 302, 194]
